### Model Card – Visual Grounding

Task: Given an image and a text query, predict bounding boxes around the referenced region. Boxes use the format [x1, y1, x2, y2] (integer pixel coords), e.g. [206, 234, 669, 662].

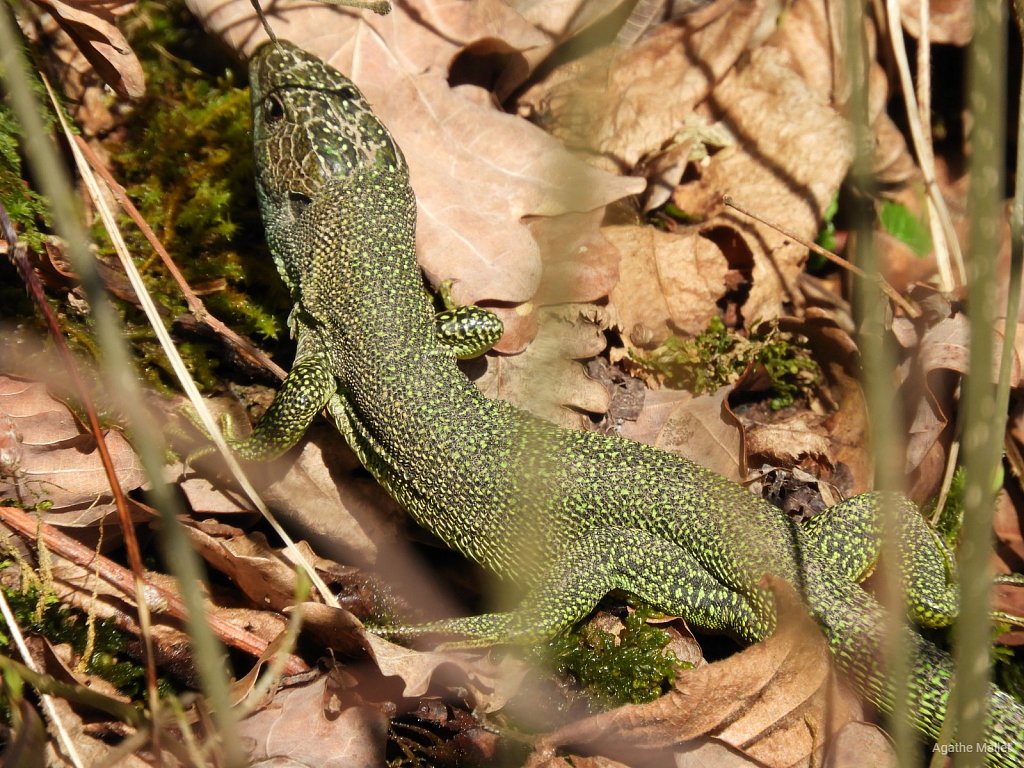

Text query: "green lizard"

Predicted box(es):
[239, 39, 1024, 764]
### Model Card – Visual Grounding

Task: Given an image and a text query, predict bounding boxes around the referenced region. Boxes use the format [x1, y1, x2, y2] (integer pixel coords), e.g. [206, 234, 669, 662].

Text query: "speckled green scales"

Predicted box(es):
[242, 41, 1024, 765]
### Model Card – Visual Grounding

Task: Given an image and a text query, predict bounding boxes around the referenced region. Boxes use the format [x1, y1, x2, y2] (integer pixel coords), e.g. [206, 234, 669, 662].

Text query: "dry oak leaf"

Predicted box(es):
[766, 0, 917, 187]
[252, 426, 402, 568]
[0, 375, 145, 512]
[901, 311, 1024, 483]
[238, 673, 389, 768]
[298, 603, 528, 713]
[671, 45, 853, 325]
[476, 304, 612, 429]
[744, 412, 831, 467]
[616, 387, 744, 482]
[606, 224, 729, 346]
[184, 520, 312, 611]
[529, 577, 858, 768]
[185, 0, 644, 346]
[522, 0, 769, 168]
[30, 0, 145, 98]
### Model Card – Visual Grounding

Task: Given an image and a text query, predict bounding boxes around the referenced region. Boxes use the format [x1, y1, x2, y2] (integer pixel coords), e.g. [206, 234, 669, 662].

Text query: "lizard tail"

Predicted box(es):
[806, 568, 1024, 768]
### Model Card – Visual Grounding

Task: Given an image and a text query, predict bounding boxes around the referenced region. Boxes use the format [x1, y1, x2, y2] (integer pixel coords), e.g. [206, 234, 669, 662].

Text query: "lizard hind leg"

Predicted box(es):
[379, 526, 772, 647]
[799, 492, 959, 629]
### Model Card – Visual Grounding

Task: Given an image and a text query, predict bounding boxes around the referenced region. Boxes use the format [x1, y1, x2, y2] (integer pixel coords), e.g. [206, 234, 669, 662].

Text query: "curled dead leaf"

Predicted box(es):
[530, 577, 865, 768]
[477, 305, 612, 429]
[298, 603, 528, 712]
[0, 375, 145, 512]
[30, 0, 145, 98]
[238, 673, 389, 767]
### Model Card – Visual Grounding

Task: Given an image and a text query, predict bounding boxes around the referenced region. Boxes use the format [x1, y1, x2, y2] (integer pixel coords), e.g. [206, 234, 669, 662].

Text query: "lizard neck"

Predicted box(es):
[280, 169, 519, 564]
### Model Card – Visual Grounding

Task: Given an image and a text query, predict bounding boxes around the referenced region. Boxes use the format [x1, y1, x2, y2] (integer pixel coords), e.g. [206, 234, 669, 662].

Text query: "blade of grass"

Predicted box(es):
[954, 0, 1008, 762]
[0, 11, 243, 764]
[57, 86, 340, 614]
[842, 0, 914, 764]
[0, 593, 86, 766]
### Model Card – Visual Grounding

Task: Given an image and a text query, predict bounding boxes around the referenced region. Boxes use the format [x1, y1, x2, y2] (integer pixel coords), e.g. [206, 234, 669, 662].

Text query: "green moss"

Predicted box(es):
[923, 466, 965, 551]
[88, 0, 290, 390]
[0, 581, 174, 704]
[634, 316, 820, 409]
[545, 606, 684, 709]
[0, 39, 54, 253]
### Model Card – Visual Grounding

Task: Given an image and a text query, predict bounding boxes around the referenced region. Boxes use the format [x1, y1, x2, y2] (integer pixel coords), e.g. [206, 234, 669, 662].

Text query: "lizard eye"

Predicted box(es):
[338, 85, 358, 101]
[264, 93, 286, 123]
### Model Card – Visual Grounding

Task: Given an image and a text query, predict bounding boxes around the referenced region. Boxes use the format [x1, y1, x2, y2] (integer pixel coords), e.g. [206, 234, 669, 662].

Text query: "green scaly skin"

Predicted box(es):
[244, 41, 1024, 764]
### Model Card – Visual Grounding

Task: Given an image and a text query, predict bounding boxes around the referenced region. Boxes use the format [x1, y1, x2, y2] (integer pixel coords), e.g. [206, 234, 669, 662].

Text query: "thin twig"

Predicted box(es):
[0, 203, 163, 731]
[0, 505, 310, 676]
[722, 195, 920, 318]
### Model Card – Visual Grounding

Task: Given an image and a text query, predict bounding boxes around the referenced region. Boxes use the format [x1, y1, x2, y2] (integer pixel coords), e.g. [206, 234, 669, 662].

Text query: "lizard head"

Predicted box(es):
[249, 40, 407, 293]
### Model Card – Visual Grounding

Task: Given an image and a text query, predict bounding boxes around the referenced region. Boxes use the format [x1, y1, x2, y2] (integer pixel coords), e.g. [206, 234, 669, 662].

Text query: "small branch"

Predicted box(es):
[0, 505, 310, 677]
[722, 195, 920, 318]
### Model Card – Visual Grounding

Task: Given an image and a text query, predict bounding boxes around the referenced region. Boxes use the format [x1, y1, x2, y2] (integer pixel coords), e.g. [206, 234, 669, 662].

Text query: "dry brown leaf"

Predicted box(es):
[899, 0, 972, 45]
[765, 0, 844, 102]
[298, 603, 528, 712]
[651, 387, 742, 482]
[0, 375, 145, 512]
[30, 0, 145, 99]
[238, 674, 389, 767]
[606, 224, 728, 346]
[995, 489, 1024, 569]
[476, 305, 612, 429]
[186, 0, 644, 346]
[185, 521, 302, 611]
[176, 472, 256, 515]
[523, 0, 768, 167]
[672, 45, 852, 324]
[518, 0, 632, 43]
[875, 230, 938, 292]
[744, 412, 831, 466]
[994, 491, 1024, 645]
[827, 722, 896, 767]
[903, 313, 966, 482]
[255, 428, 402, 567]
[530, 578, 857, 768]
[616, 387, 743, 481]
[766, 0, 920, 191]
[821, 365, 873, 495]
[529, 210, 622, 306]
